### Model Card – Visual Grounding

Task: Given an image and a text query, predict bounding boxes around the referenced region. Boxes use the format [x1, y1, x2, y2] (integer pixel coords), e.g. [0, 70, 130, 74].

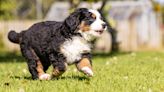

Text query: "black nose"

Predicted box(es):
[102, 23, 107, 29]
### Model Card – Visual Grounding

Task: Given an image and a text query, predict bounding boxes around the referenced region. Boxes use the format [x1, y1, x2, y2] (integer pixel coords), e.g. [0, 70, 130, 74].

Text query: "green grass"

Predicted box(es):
[1, 51, 164, 92]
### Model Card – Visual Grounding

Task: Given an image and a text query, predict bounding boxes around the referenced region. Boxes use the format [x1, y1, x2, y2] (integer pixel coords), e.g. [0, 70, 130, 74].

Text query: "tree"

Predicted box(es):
[98, 0, 118, 51]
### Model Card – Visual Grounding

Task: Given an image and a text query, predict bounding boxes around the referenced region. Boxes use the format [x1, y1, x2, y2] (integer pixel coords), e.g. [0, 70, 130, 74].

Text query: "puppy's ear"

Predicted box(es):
[64, 8, 87, 32]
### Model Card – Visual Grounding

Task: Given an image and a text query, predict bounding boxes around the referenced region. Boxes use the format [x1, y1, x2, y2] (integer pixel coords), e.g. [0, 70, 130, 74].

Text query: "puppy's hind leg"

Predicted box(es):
[20, 43, 38, 79]
[20, 41, 50, 80]
[36, 59, 51, 80]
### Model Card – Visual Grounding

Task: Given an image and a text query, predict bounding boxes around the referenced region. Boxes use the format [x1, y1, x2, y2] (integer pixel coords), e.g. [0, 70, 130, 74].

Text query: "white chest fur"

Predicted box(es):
[60, 36, 91, 64]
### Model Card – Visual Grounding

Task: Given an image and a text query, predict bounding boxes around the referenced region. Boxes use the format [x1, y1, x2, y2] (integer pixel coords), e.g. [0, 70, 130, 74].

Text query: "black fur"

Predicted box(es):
[8, 30, 20, 43]
[8, 8, 93, 79]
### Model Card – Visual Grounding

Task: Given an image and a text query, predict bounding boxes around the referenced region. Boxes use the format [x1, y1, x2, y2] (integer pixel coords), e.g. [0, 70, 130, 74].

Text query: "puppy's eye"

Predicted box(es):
[84, 19, 94, 25]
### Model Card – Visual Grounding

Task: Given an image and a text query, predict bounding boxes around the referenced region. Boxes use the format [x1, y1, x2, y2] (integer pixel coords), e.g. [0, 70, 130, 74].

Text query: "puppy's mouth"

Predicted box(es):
[95, 30, 104, 34]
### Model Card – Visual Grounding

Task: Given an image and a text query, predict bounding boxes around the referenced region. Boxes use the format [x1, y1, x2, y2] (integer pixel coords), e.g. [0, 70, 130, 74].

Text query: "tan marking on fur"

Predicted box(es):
[79, 21, 90, 32]
[76, 58, 92, 71]
[30, 48, 44, 77]
[52, 63, 67, 78]
[91, 13, 96, 19]
[36, 60, 44, 76]
[31, 49, 39, 60]
[52, 68, 60, 77]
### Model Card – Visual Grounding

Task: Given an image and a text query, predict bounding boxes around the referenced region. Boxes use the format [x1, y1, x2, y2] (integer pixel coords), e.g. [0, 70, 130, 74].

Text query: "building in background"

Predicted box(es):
[0, 0, 162, 52]
[108, 1, 162, 51]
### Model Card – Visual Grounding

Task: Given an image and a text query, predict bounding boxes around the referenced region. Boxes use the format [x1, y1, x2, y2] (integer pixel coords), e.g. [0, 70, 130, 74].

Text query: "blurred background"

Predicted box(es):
[0, 0, 164, 53]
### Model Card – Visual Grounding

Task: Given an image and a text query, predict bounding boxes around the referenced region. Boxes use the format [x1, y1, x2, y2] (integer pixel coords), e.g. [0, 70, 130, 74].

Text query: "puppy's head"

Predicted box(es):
[65, 8, 107, 41]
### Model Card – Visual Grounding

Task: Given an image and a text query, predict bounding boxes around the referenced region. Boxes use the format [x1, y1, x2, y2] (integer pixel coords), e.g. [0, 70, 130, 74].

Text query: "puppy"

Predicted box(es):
[8, 8, 106, 80]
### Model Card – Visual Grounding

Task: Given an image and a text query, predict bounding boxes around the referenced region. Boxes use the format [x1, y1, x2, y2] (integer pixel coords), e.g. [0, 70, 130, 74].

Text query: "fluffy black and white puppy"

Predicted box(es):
[8, 8, 106, 80]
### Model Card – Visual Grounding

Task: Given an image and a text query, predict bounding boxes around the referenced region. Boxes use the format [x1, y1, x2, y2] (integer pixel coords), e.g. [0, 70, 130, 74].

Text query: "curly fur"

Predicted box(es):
[8, 8, 106, 79]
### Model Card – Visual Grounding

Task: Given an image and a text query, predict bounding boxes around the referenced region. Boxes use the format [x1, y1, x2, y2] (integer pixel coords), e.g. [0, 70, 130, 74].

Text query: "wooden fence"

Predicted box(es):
[0, 20, 39, 51]
[0, 20, 163, 52]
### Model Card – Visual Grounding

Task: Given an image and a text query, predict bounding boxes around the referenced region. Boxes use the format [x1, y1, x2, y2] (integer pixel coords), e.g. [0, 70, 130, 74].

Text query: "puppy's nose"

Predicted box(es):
[102, 23, 107, 29]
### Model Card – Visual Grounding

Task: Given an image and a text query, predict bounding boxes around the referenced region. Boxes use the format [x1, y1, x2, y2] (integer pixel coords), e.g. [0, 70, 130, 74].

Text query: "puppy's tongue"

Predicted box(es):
[81, 67, 93, 77]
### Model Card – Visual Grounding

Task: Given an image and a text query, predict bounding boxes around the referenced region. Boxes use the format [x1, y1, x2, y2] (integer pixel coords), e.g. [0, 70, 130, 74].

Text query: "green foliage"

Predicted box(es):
[161, 6, 164, 23]
[0, 51, 164, 92]
[0, 34, 4, 49]
[0, 0, 55, 20]
[0, 0, 17, 20]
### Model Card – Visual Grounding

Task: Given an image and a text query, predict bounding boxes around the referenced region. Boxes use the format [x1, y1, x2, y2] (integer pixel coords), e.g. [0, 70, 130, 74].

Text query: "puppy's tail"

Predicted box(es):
[8, 30, 21, 44]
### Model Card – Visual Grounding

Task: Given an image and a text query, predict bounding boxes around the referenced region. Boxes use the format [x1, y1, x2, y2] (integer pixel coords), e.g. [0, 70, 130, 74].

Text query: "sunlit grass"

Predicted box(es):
[0, 51, 164, 92]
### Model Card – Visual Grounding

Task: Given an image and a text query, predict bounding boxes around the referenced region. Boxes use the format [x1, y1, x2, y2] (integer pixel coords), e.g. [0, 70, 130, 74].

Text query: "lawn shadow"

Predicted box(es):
[0, 52, 24, 63]
[56, 75, 90, 81]
[10, 75, 33, 80]
[0, 50, 131, 63]
[11, 75, 90, 81]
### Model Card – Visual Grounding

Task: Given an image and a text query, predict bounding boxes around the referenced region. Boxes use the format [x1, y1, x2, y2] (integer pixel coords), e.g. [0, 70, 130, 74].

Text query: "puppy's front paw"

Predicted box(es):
[81, 67, 93, 77]
[39, 74, 51, 80]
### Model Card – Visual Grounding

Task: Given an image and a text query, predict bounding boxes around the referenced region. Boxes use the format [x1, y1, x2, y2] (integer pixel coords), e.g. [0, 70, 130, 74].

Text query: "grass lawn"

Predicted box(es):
[0, 51, 164, 92]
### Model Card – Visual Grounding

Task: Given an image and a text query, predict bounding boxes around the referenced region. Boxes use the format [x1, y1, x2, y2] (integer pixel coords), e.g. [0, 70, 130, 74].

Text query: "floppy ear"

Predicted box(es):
[64, 8, 87, 32]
